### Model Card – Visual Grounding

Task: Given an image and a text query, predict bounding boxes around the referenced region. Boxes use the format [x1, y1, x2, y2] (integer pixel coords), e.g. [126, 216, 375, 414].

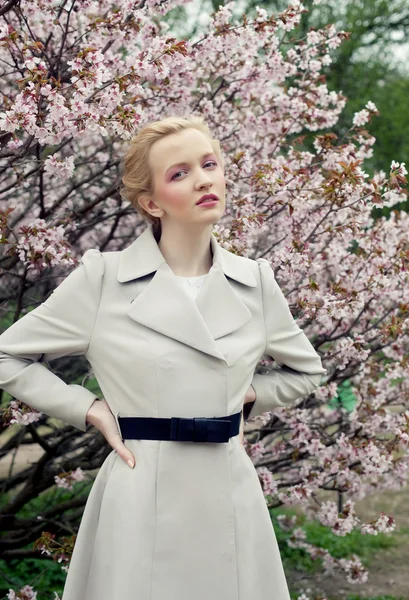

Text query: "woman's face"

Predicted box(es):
[139, 128, 226, 228]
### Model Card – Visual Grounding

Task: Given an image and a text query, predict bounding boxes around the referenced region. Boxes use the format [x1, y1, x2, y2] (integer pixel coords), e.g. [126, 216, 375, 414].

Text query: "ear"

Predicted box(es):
[138, 194, 164, 219]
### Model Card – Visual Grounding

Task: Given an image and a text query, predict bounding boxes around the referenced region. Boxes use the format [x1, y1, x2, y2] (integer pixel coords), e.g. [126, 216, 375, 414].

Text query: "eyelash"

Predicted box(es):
[171, 161, 217, 180]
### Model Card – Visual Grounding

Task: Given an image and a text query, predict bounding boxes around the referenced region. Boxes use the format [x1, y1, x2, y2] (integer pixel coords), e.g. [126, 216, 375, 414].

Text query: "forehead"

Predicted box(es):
[150, 129, 213, 165]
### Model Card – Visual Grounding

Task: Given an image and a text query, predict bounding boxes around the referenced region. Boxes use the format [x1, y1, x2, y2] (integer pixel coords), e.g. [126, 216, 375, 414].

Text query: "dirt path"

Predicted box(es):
[0, 435, 45, 479]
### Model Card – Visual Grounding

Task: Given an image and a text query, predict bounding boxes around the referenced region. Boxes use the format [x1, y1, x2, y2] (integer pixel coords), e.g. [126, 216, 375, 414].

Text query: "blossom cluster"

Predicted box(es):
[3, 399, 42, 426]
[282, 516, 370, 584]
[54, 467, 85, 491]
[7, 586, 38, 600]
[14, 218, 77, 274]
[7, 587, 61, 600]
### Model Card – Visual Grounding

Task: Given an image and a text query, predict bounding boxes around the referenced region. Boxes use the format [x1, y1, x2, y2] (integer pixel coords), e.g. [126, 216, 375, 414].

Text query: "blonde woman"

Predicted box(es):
[0, 115, 326, 600]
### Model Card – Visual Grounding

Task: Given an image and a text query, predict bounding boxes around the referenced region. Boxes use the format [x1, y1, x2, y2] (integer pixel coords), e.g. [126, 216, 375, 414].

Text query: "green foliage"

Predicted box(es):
[0, 477, 95, 598]
[309, 0, 409, 196]
[326, 60, 409, 184]
[0, 305, 16, 332]
[82, 374, 102, 397]
[243, 0, 409, 217]
[289, 595, 406, 600]
[303, 518, 395, 560]
[0, 555, 66, 599]
[328, 379, 358, 412]
[270, 506, 397, 574]
[346, 597, 406, 600]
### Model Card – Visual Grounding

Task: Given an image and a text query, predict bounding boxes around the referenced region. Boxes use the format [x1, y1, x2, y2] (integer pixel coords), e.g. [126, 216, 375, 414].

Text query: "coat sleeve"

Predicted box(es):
[246, 257, 327, 420]
[0, 248, 104, 432]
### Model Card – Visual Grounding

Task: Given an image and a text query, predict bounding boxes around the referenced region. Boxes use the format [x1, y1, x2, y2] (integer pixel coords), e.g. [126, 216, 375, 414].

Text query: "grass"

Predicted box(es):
[270, 504, 409, 600]
[291, 594, 407, 600]
[289, 596, 407, 600]
[270, 505, 398, 576]
[347, 597, 407, 600]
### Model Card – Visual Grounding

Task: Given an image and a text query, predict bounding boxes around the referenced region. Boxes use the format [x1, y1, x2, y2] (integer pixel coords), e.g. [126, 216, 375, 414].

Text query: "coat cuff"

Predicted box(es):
[247, 370, 324, 420]
[68, 385, 99, 432]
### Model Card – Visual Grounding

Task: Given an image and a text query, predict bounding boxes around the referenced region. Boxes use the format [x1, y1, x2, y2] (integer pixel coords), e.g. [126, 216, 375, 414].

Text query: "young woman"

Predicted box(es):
[0, 115, 327, 600]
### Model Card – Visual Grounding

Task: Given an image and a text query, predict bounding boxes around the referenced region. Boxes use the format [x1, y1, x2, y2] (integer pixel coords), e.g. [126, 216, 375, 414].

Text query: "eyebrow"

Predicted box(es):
[165, 152, 216, 174]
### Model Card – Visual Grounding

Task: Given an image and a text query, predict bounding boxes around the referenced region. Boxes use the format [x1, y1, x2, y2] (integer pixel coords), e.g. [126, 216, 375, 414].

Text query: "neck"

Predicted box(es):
[157, 223, 214, 277]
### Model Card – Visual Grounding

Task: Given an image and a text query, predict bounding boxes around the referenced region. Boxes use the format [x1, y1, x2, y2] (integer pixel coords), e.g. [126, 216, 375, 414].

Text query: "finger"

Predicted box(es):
[107, 431, 136, 468]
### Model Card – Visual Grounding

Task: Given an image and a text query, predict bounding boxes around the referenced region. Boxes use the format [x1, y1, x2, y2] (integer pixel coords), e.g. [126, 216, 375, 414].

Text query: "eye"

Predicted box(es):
[171, 161, 217, 180]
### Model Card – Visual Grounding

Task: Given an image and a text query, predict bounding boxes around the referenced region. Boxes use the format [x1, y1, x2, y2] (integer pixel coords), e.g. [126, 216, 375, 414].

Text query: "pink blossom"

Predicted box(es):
[54, 467, 85, 491]
[43, 155, 75, 181]
[353, 109, 370, 127]
[248, 440, 267, 461]
[7, 585, 37, 600]
[309, 59, 322, 72]
[318, 500, 359, 536]
[366, 100, 378, 112]
[307, 30, 323, 46]
[8, 400, 42, 426]
[24, 56, 47, 72]
[339, 555, 368, 584]
[390, 160, 407, 175]
[6, 137, 23, 150]
[256, 466, 279, 498]
[15, 218, 76, 274]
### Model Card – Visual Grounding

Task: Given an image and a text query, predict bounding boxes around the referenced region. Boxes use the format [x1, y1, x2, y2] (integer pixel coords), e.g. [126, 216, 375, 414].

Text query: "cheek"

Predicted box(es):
[159, 183, 190, 209]
[215, 171, 226, 190]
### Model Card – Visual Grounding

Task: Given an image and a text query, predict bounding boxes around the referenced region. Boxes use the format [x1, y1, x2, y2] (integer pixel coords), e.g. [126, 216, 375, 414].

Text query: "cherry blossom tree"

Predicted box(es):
[0, 0, 408, 597]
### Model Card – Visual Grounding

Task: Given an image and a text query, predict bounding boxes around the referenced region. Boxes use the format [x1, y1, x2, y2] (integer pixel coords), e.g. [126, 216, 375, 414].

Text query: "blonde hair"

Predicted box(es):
[119, 114, 225, 233]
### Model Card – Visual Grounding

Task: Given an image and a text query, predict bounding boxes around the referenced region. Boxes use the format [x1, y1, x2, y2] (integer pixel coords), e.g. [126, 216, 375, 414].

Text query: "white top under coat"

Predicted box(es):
[175, 274, 208, 301]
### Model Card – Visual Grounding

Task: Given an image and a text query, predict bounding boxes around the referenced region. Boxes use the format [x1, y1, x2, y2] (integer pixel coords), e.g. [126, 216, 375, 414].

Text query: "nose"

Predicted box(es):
[196, 174, 213, 189]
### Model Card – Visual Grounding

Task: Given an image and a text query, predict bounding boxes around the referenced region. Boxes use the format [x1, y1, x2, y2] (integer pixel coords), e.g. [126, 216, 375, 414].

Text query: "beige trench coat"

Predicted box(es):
[0, 223, 327, 600]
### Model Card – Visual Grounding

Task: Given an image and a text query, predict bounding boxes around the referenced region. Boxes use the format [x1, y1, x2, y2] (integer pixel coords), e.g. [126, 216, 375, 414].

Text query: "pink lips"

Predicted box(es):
[196, 194, 219, 206]
[197, 200, 218, 208]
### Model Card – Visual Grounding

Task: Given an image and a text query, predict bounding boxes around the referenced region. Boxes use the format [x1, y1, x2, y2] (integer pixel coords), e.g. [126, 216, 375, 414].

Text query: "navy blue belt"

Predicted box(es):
[116, 411, 242, 443]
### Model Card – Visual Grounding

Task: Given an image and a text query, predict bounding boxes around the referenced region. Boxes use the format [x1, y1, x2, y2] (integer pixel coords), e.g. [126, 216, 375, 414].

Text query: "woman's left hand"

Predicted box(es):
[239, 385, 256, 445]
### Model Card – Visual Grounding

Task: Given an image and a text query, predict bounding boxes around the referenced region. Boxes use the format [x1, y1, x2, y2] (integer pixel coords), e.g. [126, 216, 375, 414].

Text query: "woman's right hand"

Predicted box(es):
[86, 398, 136, 469]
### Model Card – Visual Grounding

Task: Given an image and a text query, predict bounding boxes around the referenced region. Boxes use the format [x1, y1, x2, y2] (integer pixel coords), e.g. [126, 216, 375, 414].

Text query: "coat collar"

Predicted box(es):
[117, 222, 257, 287]
[117, 223, 257, 363]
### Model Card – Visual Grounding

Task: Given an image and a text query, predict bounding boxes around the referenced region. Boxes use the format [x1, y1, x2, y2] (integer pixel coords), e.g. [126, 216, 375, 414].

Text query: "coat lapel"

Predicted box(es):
[117, 224, 257, 362]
